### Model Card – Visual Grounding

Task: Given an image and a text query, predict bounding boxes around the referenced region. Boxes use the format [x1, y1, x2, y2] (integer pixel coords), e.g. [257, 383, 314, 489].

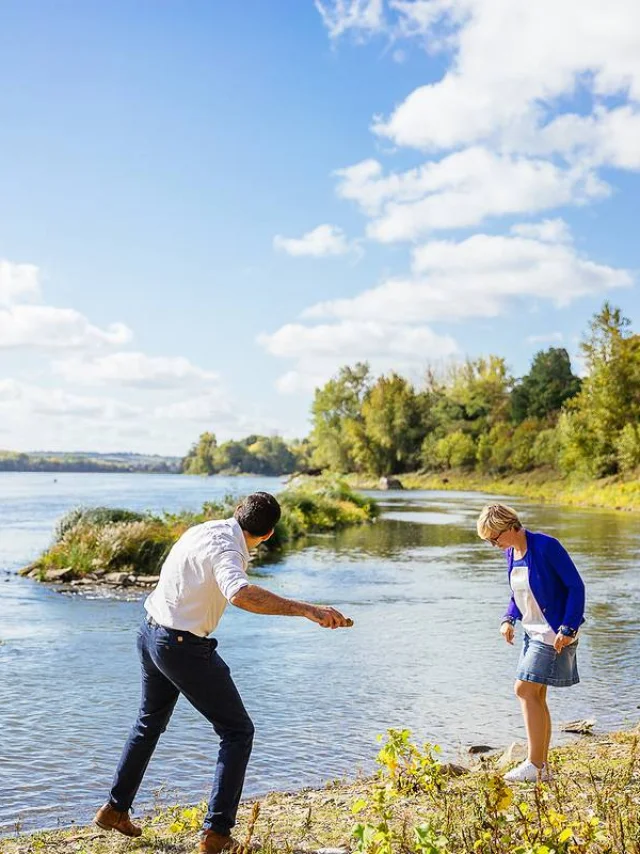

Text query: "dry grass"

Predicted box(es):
[2, 730, 638, 854]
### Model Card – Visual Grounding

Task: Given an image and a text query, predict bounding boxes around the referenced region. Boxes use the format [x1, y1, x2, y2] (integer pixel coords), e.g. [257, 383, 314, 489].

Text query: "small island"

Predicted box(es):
[19, 477, 378, 591]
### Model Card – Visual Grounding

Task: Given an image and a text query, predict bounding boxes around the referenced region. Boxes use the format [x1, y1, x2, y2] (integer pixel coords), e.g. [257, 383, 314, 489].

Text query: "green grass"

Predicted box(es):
[3, 729, 638, 854]
[20, 478, 378, 581]
[346, 469, 640, 513]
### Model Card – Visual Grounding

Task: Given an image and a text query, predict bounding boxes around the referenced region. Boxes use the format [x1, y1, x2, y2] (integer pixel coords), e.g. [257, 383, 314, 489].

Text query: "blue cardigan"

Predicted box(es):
[503, 530, 585, 633]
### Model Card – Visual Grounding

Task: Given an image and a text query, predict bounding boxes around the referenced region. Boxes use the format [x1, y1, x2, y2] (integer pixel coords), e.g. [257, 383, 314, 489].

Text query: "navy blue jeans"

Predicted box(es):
[109, 618, 254, 834]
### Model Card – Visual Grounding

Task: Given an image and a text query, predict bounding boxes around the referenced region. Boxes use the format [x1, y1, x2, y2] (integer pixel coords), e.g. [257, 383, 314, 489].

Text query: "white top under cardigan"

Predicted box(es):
[145, 517, 250, 637]
[510, 557, 557, 646]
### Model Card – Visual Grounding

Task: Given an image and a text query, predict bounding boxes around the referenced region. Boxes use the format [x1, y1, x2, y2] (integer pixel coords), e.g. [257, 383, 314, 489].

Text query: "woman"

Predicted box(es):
[477, 504, 585, 782]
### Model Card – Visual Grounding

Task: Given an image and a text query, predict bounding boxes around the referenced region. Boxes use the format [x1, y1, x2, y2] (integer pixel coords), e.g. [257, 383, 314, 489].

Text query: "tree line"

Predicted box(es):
[187, 302, 640, 480]
[0, 453, 180, 474]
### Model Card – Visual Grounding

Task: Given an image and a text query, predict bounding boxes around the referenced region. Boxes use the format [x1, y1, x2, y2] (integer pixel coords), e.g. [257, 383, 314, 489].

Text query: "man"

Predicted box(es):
[94, 491, 352, 854]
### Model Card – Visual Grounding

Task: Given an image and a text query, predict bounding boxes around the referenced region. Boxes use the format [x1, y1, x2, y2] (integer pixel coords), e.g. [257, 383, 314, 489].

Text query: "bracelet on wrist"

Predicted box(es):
[501, 617, 515, 627]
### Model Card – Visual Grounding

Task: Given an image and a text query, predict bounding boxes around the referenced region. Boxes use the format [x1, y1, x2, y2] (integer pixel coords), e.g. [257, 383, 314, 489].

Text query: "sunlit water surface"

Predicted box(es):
[1, 472, 638, 832]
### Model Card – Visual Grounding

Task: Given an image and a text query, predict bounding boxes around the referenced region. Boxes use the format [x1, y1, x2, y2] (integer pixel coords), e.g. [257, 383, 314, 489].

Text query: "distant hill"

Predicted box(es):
[0, 450, 182, 473]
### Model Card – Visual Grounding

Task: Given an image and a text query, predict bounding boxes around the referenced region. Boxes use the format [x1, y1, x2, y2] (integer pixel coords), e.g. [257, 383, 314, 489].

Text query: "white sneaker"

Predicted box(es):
[504, 760, 552, 783]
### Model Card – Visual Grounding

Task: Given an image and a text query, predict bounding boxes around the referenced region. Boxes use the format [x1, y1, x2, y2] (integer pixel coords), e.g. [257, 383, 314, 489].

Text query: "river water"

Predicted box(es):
[0, 472, 638, 833]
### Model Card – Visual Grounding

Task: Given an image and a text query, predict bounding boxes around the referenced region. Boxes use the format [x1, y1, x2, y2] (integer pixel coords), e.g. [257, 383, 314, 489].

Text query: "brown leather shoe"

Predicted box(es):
[94, 802, 142, 837]
[199, 829, 245, 854]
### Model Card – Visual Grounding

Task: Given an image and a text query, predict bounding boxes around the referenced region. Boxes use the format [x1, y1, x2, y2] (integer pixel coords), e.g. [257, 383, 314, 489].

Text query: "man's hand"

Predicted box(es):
[553, 632, 574, 653]
[230, 584, 353, 628]
[305, 604, 353, 629]
[500, 621, 515, 645]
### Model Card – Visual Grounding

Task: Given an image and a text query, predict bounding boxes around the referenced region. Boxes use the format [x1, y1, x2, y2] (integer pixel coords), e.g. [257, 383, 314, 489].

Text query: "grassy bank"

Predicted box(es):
[3, 728, 638, 854]
[19, 477, 378, 583]
[347, 470, 640, 513]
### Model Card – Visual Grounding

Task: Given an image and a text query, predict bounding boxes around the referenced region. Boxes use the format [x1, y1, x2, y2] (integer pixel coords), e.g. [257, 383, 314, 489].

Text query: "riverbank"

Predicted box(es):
[2, 728, 637, 854]
[347, 470, 640, 513]
[18, 477, 378, 588]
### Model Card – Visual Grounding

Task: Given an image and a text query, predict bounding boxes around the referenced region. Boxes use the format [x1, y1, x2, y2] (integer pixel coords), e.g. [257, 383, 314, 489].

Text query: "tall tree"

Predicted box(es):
[181, 432, 217, 474]
[560, 303, 640, 476]
[435, 356, 512, 437]
[354, 373, 424, 475]
[511, 348, 581, 423]
[310, 363, 371, 471]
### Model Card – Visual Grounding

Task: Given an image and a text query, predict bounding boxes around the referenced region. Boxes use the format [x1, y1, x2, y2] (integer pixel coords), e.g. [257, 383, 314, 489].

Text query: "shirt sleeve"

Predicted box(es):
[503, 593, 523, 623]
[213, 549, 250, 602]
[546, 537, 585, 630]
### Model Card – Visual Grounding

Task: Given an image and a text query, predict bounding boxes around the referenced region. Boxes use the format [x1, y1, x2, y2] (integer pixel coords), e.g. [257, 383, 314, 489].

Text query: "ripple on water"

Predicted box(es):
[1, 474, 639, 833]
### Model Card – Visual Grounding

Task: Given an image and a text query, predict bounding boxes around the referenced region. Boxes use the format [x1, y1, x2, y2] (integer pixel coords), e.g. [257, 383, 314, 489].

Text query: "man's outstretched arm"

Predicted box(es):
[230, 584, 353, 629]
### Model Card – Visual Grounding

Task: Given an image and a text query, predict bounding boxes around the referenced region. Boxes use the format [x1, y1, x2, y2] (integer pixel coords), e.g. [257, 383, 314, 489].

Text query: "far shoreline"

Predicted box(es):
[345, 470, 640, 514]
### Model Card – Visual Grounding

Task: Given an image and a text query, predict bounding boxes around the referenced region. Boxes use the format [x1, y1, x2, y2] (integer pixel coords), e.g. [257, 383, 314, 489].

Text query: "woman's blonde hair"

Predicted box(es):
[476, 503, 522, 540]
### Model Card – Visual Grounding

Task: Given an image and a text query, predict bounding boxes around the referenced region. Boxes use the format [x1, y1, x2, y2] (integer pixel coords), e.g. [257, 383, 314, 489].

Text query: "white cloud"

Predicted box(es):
[53, 352, 218, 388]
[0, 377, 278, 453]
[316, 0, 470, 42]
[0, 255, 273, 452]
[373, 0, 640, 153]
[390, 0, 460, 36]
[0, 260, 41, 306]
[259, 319, 458, 393]
[273, 224, 356, 257]
[0, 304, 132, 349]
[335, 148, 607, 242]
[510, 219, 572, 244]
[0, 379, 142, 420]
[153, 392, 281, 439]
[155, 392, 236, 423]
[260, 218, 631, 394]
[303, 225, 632, 323]
[315, 0, 385, 39]
[509, 105, 640, 170]
[527, 332, 564, 344]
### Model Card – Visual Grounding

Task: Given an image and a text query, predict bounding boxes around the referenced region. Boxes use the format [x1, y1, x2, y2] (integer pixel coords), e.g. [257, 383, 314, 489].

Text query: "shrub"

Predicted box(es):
[33, 480, 378, 579]
[510, 419, 541, 472]
[616, 423, 640, 474]
[55, 506, 145, 541]
[434, 431, 476, 470]
[531, 427, 561, 468]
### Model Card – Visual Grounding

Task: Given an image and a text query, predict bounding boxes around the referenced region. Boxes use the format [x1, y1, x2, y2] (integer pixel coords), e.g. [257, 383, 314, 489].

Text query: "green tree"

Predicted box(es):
[439, 356, 512, 437]
[511, 348, 581, 423]
[434, 430, 477, 470]
[246, 436, 297, 475]
[476, 423, 513, 473]
[182, 432, 218, 474]
[353, 373, 425, 475]
[560, 304, 640, 476]
[310, 363, 371, 472]
[510, 419, 541, 472]
[616, 423, 640, 474]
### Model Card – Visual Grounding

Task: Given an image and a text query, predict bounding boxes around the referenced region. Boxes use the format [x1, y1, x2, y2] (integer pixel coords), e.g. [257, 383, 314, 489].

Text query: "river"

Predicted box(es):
[0, 472, 638, 833]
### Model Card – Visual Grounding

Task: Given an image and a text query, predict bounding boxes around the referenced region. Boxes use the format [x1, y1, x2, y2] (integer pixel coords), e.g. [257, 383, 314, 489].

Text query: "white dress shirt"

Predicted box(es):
[144, 517, 250, 637]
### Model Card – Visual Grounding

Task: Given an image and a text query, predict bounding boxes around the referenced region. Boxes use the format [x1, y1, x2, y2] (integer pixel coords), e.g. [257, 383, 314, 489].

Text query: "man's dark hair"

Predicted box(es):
[234, 492, 281, 537]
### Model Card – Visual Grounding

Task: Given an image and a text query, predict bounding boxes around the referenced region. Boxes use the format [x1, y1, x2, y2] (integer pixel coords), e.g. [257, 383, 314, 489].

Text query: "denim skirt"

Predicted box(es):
[516, 633, 580, 687]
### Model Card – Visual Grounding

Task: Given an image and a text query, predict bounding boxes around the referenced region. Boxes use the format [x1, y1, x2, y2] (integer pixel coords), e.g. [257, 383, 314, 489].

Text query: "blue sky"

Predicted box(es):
[1, 0, 639, 454]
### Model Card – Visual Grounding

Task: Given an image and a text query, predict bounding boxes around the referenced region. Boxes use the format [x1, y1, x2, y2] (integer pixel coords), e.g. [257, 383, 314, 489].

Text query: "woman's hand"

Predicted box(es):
[553, 632, 574, 653]
[500, 622, 515, 645]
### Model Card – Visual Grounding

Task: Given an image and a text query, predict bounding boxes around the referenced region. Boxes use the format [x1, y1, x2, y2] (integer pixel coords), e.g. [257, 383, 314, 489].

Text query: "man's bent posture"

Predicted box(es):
[95, 492, 352, 854]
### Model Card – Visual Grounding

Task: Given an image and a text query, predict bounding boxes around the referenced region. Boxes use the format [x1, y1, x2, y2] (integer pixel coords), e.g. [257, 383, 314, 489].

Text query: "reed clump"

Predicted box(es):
[21, 477, 378, 581]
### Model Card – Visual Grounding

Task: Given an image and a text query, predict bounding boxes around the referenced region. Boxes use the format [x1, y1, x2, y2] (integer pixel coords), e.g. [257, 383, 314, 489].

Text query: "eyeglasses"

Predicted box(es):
[486, 530, 506, 547]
